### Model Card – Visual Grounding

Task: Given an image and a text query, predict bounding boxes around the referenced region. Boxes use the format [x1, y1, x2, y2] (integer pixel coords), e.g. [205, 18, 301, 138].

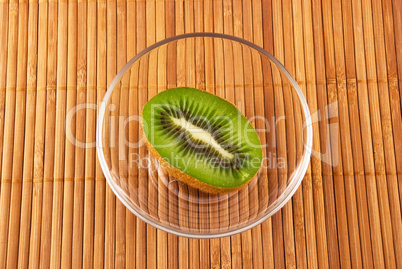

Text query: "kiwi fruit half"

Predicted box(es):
[142, 87, 263, 194]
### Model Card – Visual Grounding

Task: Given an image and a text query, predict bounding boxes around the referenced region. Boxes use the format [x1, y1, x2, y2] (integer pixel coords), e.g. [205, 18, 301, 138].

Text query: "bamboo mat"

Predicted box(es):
[0, 0, 401, 268]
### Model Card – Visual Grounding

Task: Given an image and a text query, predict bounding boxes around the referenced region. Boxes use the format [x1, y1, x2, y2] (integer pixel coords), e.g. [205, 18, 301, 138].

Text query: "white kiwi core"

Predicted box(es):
[171, 117, 234, 160]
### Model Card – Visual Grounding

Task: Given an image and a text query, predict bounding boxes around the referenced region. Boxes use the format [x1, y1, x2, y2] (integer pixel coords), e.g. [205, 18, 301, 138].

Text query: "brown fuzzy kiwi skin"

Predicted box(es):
[142, 131, 260, 194]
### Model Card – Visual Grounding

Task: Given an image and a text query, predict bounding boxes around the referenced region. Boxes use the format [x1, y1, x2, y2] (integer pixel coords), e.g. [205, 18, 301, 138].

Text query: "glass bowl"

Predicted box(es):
[97, 33, 312, 238]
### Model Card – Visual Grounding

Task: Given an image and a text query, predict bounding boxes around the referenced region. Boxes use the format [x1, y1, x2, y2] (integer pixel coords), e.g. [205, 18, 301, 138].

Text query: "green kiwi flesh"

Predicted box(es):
[142, 87, 263, 189]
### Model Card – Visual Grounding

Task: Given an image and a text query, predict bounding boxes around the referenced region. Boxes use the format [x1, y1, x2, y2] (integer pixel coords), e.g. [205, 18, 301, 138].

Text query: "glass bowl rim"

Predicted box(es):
[96, 32, 313, 239]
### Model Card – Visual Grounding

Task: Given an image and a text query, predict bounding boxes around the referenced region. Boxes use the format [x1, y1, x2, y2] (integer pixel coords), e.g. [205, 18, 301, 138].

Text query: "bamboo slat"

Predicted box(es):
[71, 0, 87, 267]
[155, 1, 168, 267]
[0, 0, 400, 268]
[16, 0, 38, 267]
[249, 0, 264, 267]
[6, 1, 28, 267]
[126, 0, 137, 266]
[282, 1, 301, 265]
[49, 1, 68, 268]
[0, 0, 19, 267]
[60, 0, 78, 267]
[392, 0, 402, 107]
[39, 0, 57, 267]
[105, 0, 117, 268]
[0, 0, 8, 196]
[28, 0, 47, 267]
[93, 0, 107, 267]
[82, 0, 96, 268]
[391, 0, 402, 208]
[177, 42, 189, 269]
[136, 0, 147, 268]
[146, 0, 157, 268]
[116, 1, 128, 268]
[260, 0, 276, 268]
